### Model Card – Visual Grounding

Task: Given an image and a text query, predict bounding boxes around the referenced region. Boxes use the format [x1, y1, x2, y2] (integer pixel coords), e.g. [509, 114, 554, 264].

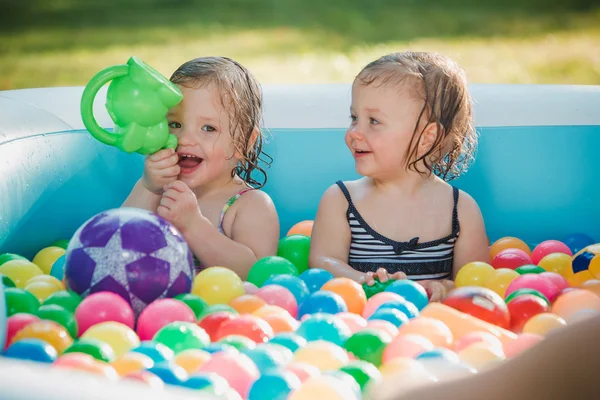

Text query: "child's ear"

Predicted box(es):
[419, 122, 440, 156]
[234, 127, 259, 159]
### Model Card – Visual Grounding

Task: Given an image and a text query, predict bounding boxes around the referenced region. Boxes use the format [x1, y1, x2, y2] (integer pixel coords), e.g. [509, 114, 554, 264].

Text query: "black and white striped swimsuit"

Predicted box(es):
[336, 181, 460, 281]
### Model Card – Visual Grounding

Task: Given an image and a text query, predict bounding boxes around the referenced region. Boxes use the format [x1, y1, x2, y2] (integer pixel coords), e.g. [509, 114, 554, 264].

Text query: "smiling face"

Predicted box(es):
[167, 84, 240, 192]
[345, 80, 426, 180]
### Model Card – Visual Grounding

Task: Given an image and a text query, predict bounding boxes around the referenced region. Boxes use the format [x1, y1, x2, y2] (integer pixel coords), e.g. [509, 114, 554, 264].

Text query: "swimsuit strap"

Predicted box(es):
[218, 188, 253, 233]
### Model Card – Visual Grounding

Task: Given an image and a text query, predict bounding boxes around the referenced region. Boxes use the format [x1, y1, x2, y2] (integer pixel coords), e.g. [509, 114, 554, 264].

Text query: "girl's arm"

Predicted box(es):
[182, 190, 279, 280]
[452, 190, 491, 277]
[122, 179, 162, 211]
[309, 184, 366, 282]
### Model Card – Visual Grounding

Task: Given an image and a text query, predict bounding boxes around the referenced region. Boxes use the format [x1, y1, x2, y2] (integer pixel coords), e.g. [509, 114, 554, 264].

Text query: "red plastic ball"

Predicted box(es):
[5, 313, 40, 350]
[215, 315, 274, 343]
[197, 311, 237, 341]
[507, 294, 550, 332]
[442, 286, 510, 329]
[531, 240, 573, 265]
[492, 249, 533, 270]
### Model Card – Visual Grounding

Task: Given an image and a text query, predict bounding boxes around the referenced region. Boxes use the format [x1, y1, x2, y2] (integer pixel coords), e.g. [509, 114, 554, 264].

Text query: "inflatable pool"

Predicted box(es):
[1, 84, 599, 259]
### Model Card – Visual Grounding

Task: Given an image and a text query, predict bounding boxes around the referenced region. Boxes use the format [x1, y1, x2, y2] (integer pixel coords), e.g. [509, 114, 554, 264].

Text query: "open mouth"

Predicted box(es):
[354, 149, 372, 157]
[178, 153, 203, 174]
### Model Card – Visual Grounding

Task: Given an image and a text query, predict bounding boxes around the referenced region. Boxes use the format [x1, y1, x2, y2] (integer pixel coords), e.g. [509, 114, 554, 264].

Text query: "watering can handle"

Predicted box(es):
[80, 64, 129, 146]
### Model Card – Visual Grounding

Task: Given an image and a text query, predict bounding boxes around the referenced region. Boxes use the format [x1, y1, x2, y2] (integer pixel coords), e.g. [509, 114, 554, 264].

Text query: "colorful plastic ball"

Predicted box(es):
[563, 233, 595, 254]
[567, 270, 594, 286]
[27, 274, 64, 291]
[192, 266, 245, 306]
[538, 253, 572, 276]
[452, 331, 502, 353]
[203, 342, 238, 354]
[365, 319, 399, 338]
[293, 340, 350, 371]
[483, 268, 520, 297]
[5, 313, 40, 350]
[384, 280, 429, 311]
[229, 294, 266, 315]
[415, 348, 460, 363]
[0, 253, 28, 266]
[4, 287, 40, 316]
[277, 234, 311, 274]
[255, 284, 298, 318]
[123, 370, 165, 389]
[539, 272, 570, 293]
[340, 360, 382, 392]
[197, 351, 260, 398]
[181, 372, 230, 394]
[81, 321, 140, 358]
[1, 273, 15, 288]
[243, 281, 259, 295]
[63, 338, 115, 362]
[36, 304, 78, 338]
[505, 274, 560, 303]
[442, 286, 510, 329]
[147, 362, 188, 386]
[200, 304, 239, 319]
[216, 315, 274, 343]
[248, 256, 299, 288]
[4, 338, 58, 363]
[296, 313, 351, 346]
[10, 320, 72, 354]
[343, 329, 391, 367]
[507, 294, 550, 332]
[174, 293, 208, 320]
[287, 220, 314, 237]
[25, 280, 62, 303]
[248, 370, 301, 400]
[75, 291, 135, 335]
[378, 357, 428, 379]
[397, 317, 453, 348]
[321, 277, 367, 315]
[173, 349, 212, 374]
[552, 288, 600, 320]
[288, 375, 360, 400]
[489, 237, 532, 258]
[376, 299, 420, 319]
[242, 344, 291, 374]
[383, 334, 435, 362]
[297, 290, 348, 318]
[269, 333, 307, 352]
[153, 321, 210, 354]
[286, 362, 321, 383]
[0, 259, 44, 288]
[457, 341, 505, 370]
[571, 244, 600, 277]
[504, 288, 549, 305]
[368, 308, 409, 327]
[522, 313, 567, 336]
[531, 240, 573, 265]
[515, 264, 545, 275]
[53, 353, 119, 380]
[579, 279, 600, 297]
[299, 268, 334, 293]
[262, 311, 300, 334]
[137, 298, 195, 341]
[197, 311, 237, 341]
[362, 292, 407, 318]
[264, 275, 310, 305]
[492, 249, 533, 270]
[336, 312, 368, 333]
[110, 352, 154, 376]
[454, 261, 495, 288]
[32, 246, 66, 275]
[43, 290, 82, 313]
[130, 341, 174, 363]
[503, 332, 544, 358]
[218, 334, 257, 351]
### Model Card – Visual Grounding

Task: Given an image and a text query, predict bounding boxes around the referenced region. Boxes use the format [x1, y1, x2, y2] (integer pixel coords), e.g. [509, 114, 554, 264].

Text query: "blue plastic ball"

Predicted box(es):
[384, 280, 429, 310]
[367, 308, 408, 327]
[297, 290, 347, 318]
[248, 370, 301, 400]
[4, 339, 58, 363]
[299, 268, 334, 293]
[416, 348, 460, 363]
[295, 313, 351, 346]
[563, 233, 595, 254]
[131, 341, 174, 363]
[264, 275, 310, 305]
[146, 362, 188, 386]
[376, 299, 419, 319]
[268, 333, 307, 352]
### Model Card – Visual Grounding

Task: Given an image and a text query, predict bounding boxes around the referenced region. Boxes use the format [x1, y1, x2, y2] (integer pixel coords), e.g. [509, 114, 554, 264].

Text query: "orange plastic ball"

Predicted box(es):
[321, 277, 367, 315]
[490, 237, 531, 259]
[287, 221, 314, 237]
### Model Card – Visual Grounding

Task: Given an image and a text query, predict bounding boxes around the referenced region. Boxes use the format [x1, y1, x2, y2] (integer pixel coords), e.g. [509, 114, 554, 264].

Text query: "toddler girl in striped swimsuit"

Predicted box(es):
[309, 52, 491, 301]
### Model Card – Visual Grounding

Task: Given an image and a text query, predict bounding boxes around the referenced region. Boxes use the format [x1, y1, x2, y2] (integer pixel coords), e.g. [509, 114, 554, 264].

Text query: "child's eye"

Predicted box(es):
[370, 118, 380, 125]
[168, 122, 181, 129]
[349, 115, 357, 123]
[202, 125, 216, 132]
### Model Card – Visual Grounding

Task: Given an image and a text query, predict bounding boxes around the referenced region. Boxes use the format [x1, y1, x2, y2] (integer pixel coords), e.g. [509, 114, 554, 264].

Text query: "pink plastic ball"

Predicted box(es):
[362, 292, 406, 318]
[286, 362, 321, 383]
[365, 320, 398, 338]
[505, 274, 560, 303]
[539, 272, 569, 293]
[383, 334, 434, 362]
[255, 285, 298, 318]
[531, 240, 573, 265]
[503, 333, 544, 358]
[453, 331, 503, 353]
[336, 312, 368, 333]
[243, 281, 259, 295]
[136, 299, 195, 341]
[74, 291, 135, 336]
[197, 351, 259, 397]
[492, 249, 533, 270]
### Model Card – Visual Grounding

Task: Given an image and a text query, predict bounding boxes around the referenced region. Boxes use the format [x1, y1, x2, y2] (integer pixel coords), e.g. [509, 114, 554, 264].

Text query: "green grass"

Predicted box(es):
[1, 0, 599, 90]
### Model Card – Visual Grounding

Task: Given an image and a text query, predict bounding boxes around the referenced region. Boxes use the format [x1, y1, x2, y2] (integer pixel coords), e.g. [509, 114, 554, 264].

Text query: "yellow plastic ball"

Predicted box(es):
[33, 246, 66, 275]
[174, 349, 212, 374]
[25, 280, 62, 303]
[458, 342, 505, 371]
[11, 320, 72, 354]
[567, 270, 594, 286]
[82, 322, 140, 358]
[455, 262, 495, 288]
[192, 266, 245, 305]
[292, 340, 349, 371]
[26, 274, 65, 291]
[538, 253, 572, 277]
[379, 357, 426, 378]
[0, 259, 43, 288]
[522, 313, 567, 336]
[111, 352, 154, 376]
[289, 376, 359, 400]
[483, 268, 520, 298]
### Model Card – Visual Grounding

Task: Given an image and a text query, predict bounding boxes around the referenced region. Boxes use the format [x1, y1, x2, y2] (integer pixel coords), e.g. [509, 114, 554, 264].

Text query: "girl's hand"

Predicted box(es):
[142, 148, 180, 194]
[418, 280, 450, 302]
[157, 180, 203, 234]
[360, 268, 407, 286]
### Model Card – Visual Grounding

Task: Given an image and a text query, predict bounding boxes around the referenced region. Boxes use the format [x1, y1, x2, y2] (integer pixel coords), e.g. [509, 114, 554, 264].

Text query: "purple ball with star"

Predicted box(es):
[64, 207, 194, 316]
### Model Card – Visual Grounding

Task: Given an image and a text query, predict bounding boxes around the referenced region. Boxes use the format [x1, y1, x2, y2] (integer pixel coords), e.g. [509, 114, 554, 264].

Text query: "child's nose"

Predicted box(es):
[347, 125, 364, 140]
[177, 127, 195, 146]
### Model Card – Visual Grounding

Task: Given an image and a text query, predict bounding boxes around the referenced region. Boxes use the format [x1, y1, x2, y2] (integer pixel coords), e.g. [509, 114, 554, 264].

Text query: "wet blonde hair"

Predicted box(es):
[170, 56, 271, 188]
[356, 51, 477, 181]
